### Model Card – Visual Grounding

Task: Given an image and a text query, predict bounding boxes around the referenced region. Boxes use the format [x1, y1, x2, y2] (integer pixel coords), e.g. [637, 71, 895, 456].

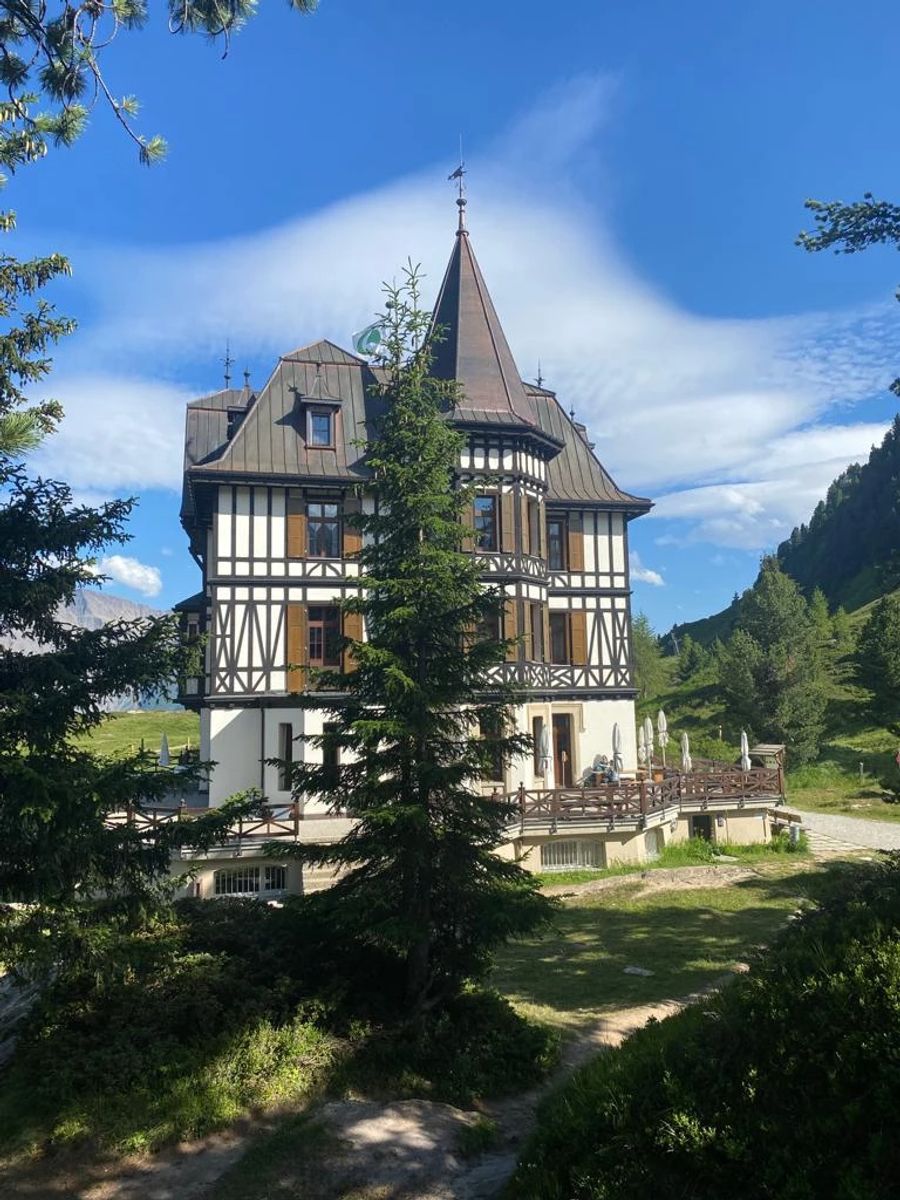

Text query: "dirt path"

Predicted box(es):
[306, 973, 741, 1200]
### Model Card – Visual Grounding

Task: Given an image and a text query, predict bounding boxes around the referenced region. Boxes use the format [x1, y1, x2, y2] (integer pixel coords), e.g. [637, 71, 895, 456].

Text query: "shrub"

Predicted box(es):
[350, 989, 559, 1106]
[509, 855, 900, 1200]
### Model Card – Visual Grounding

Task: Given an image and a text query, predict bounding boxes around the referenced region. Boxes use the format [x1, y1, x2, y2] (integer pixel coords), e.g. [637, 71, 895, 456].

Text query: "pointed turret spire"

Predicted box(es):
[430, 212, 538, 429]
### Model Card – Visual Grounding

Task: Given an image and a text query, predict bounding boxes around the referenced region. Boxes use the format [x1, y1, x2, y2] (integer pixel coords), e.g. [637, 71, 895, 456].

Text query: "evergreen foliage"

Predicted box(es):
[675, 633, 709, 681]
[0, 457, 257, 976]
[717, 557, 827, 764]
[631, 613, 666, 699]
[0, 0, 317, 165]
[774, 417, 900, 609]
[271, 266, 551, 1017]
[857, 594, 900, 722]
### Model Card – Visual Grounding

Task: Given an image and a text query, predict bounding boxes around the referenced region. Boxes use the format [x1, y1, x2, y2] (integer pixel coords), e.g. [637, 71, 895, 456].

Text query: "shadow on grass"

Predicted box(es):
[492, 861, 864, 1022]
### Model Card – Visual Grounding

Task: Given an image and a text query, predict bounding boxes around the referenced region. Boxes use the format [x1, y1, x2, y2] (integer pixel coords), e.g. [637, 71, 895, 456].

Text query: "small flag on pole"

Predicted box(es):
[352, 322, 383, 357]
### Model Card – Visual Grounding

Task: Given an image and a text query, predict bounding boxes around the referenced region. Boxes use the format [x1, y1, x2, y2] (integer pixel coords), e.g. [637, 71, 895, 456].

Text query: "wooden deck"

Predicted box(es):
[498, 763, 784, 831]
[107, 762, 784, 846]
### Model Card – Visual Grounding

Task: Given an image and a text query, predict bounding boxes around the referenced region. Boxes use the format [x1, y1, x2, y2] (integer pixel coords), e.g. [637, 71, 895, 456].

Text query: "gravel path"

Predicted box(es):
[796, 809, 900, 853]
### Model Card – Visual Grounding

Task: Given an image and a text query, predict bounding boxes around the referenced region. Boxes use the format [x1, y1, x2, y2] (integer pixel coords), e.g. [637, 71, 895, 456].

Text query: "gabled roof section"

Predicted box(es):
[185, 340, 384, 484]
[279, 338, 367, 367]
[525, 383, 652, 511]
[430, 227, 539, 430]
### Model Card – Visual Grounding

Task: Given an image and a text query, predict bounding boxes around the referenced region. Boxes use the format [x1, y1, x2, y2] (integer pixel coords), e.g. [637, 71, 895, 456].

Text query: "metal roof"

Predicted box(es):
[525, 384, 651, 509]
[181, 234, 651, 521]
[429, 228, 540, 430]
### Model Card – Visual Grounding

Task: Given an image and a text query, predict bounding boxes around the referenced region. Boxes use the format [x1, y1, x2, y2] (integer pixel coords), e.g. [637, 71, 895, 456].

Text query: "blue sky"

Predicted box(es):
[14, 0, 900, 630]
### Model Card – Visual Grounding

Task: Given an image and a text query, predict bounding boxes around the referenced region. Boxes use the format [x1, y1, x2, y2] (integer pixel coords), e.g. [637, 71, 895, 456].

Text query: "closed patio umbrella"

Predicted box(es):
[740, 729, 751, 773]
[681, 730, 692, 773]
[538, 723, 552, 778]
[657, 709, 669, 767]
[637, 724, 646, 766]
[158, 732, 170, 767]
[612, 722, 624, 774]
[643, 716, 655, 773]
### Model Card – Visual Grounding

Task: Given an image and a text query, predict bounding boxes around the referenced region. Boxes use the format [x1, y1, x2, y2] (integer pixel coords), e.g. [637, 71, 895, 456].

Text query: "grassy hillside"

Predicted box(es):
[75, 710, 200, 758]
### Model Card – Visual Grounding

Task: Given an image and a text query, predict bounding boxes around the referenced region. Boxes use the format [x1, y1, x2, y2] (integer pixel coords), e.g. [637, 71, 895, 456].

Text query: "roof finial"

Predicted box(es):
[569, 403, 576, 422]
[243, 368, 251, 389]
[448, 137, 467, 234]
[536, 360, 544, 389]
[223, 339, 233, 389]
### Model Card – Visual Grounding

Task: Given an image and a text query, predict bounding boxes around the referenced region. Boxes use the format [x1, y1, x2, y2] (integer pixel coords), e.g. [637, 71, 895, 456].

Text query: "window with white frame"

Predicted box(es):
[214, 866, 261, 895]
[539, 839, 603, 871]
[213, 865, 288, 896]
[264, 865, 287, 893]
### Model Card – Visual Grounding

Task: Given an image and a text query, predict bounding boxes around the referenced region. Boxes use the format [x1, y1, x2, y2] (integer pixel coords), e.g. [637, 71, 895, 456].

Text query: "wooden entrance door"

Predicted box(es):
[552, 714, 574, 787]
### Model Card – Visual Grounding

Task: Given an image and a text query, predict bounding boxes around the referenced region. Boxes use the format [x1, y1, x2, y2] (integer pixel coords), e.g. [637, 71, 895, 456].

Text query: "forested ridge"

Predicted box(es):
[672, 414, 900, 646]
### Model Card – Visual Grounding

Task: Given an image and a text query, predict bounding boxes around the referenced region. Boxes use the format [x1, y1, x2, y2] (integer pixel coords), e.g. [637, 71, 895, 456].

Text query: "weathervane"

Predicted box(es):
[223, 339, 234, 388]
[536, 360, 544, 389]
[448, 135, 467, 231]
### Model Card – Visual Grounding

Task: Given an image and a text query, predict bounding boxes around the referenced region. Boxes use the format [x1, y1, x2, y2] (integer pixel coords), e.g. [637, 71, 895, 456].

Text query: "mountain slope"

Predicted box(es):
[2, 588, 179, 711]
[673, 414, 900, 646]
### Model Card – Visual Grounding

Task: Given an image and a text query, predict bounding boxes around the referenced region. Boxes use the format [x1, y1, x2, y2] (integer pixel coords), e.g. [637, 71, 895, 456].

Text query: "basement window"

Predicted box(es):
[213, 865, 287, 897]
[539, 840, 603, 871]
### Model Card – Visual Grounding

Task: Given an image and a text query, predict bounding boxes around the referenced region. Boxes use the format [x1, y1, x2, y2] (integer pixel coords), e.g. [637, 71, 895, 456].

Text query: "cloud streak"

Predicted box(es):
[32, 74, 900, 550]
[95, 555, 163, 598]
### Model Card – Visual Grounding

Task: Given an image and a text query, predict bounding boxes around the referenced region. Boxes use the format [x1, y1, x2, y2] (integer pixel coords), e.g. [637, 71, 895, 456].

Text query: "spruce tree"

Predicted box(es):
[274, 266, 551, 1016]
[718, 558, 827, 765]
[857, 595, 900, 722]
[632, 613, 666, 700]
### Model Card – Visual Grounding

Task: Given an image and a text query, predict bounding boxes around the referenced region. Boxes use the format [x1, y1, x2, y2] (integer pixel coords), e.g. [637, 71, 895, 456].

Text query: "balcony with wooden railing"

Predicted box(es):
[105, 761, 784, 850]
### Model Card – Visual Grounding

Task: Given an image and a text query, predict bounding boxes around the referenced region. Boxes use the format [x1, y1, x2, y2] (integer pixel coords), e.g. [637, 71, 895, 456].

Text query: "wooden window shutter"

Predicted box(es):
[504, 597, 518, 662]
[461, 497, 475, 551]
[520, 494, 530, 556]
[286, 603, 307, 693]
[570, 610, 588, 665]
[538, 504, 547, 561]
[542, 605, 551, 663]
[342, 495, 363, 558]
[567, 512, 584, 571]
[500, 493, 516, 553]
[342, 609, 364, 672]
[523, 601, 534, 661]
[286, 494, 306, 559]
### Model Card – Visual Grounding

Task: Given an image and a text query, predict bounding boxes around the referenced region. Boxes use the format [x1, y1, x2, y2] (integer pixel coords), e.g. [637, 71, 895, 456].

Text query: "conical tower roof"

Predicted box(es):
[430, 216, 539, 431]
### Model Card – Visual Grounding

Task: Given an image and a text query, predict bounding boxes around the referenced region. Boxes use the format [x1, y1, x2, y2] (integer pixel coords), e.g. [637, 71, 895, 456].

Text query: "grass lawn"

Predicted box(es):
[74, 709, 200, 759]
[492, 864, 823, 1030]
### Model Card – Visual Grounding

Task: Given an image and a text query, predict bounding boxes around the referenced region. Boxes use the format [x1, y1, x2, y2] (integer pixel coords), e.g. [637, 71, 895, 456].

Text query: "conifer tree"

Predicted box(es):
[856, 595, 900, 722]
[718, 558, 827, 764]
[273, 266, 551, 1017]
[632, 613, 666, 700]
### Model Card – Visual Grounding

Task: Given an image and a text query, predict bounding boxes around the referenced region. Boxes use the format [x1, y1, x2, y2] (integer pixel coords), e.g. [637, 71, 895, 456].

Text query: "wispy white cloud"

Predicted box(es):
[95, 554, 163, 598]
[33, 75, 900, 549]
[630, 552, 665, 587]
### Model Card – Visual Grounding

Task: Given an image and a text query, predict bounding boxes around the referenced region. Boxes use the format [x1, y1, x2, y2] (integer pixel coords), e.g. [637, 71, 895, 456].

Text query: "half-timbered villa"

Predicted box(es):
[173, 207, 786, 897]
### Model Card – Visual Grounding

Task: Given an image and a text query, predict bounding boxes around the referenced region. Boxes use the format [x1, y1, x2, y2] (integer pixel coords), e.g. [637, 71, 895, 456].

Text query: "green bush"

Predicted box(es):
[509, 855, 900, 1200]
[350, 989, 558, 1106]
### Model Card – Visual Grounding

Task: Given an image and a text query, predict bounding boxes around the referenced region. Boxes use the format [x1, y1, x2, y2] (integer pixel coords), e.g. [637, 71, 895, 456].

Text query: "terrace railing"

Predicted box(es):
[499, 764, 784, 830]
[105, 764, 784, 847]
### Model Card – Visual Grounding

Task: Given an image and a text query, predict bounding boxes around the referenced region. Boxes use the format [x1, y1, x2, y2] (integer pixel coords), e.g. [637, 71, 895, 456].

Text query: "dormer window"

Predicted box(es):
[308, 408, 334, 448]
[226, 408, 246, 440]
